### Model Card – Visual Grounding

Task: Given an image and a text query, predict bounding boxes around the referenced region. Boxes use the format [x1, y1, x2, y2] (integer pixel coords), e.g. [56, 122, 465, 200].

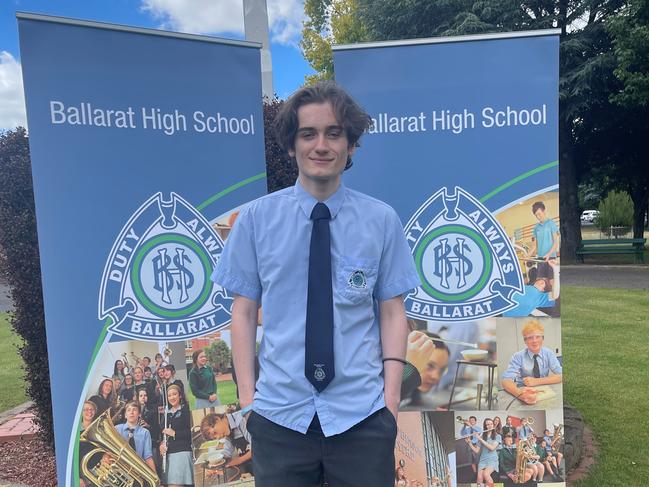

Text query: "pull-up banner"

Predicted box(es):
[335, 32, 565, 486]
[18, 13, 266, 486]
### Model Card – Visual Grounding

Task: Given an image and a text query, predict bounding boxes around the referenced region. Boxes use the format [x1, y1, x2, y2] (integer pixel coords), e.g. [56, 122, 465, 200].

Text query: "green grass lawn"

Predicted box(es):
[185, 379, 238, 409]
[562, 286, 649, 486]
[0, 312, 28, 411]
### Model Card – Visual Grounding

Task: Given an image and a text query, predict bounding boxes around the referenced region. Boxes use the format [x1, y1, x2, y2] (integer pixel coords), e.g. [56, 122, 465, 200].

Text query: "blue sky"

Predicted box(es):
[0, 0, 314, 130]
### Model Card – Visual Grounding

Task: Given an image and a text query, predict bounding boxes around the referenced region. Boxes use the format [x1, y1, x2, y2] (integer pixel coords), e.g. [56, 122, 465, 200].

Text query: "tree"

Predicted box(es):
[264, 97, 298, 192]
[596, 190, 634, 236]
[301, 0, 369, 84]
[205, 340, 232, 374]
[608, 0, 649, 107]
[0, 128, 54, 446]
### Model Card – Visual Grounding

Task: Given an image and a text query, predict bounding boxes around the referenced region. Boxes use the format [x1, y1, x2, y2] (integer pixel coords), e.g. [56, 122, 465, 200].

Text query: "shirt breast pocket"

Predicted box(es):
[337, 256, 379, 303]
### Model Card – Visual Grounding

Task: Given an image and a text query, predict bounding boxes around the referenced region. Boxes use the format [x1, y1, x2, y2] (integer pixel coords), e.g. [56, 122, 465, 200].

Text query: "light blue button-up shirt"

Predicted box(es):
[502, 346, 562, 386]
[213, 181, 420, 436]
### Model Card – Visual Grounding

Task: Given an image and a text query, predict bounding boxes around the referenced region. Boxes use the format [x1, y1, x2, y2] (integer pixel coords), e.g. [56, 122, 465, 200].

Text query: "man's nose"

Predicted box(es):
[314, 134, 329, 151]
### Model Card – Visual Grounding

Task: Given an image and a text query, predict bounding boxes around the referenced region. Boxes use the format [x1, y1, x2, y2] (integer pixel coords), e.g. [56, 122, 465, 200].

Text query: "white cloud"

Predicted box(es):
[0, 51, 27, 131]
[141, 0, 304, 46]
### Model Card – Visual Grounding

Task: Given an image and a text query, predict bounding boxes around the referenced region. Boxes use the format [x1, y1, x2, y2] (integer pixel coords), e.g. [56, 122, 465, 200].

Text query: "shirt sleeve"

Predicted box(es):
[212, 205, 262, 302]
[546, 349, 563, 374]
[374, 209, 421, 301]
[550, 219, 559, 234]
[142, 428, 153, 460]
[502, 351, 523, 381]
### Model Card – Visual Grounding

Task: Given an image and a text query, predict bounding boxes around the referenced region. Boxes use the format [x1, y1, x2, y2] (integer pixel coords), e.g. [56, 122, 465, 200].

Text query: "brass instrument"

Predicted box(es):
[521, 417, 534, 426]
[162, 344, 172, 361]
[456, 416, 468, 424]
[80, 409, 160, 487]
[130, 352, 143, 367]
[514, 437, 536, 484]
[121, 353, 132, 376]
[551, 423, 563, 453]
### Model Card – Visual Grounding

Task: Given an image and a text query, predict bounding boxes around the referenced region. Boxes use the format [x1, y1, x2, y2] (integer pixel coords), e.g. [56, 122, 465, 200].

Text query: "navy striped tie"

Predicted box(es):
[305, 202, 334, 392]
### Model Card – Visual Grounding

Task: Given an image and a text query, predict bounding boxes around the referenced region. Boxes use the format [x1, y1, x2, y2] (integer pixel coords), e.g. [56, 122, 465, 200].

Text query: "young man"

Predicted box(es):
[501, 320, 563, 405]
[460, 416, 482, 475]
[530, 201, 559, 279]
[213, 81, 420, 486]
[115, 401, 156, 473]
[200, 411, 252, 474]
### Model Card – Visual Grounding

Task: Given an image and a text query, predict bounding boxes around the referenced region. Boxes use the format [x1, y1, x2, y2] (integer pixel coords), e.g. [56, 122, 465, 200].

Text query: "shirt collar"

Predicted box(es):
[525, 348, 543, 359]
[294, 179, 346, 220]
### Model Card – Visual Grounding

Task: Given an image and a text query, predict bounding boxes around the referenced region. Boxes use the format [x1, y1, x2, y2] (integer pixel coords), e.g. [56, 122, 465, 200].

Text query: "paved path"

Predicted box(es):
[561, 265, 649, 290]
[0, 280, 12, 313]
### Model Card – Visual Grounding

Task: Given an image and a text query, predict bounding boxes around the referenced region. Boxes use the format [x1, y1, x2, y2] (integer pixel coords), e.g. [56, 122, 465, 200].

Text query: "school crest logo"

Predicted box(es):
[99, 193, 232, 340]
[404, 187, 523, 321]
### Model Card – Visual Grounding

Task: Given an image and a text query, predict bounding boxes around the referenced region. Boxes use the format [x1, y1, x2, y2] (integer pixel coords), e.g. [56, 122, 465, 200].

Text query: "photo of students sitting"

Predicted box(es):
[497, 434, 535, 485]
[200, 410, 252, 475]
[501, 320, 562, 406]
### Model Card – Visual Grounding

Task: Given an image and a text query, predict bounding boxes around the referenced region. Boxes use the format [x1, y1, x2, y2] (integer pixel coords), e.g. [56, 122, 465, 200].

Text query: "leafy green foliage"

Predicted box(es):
[0, 128, 53, 446]
[596, 190, 634, 234]
[264, 97, 297, 192]
[608, 0, 649, 107]
[205, 340, 232, 374]
[301, 0, 368, 84]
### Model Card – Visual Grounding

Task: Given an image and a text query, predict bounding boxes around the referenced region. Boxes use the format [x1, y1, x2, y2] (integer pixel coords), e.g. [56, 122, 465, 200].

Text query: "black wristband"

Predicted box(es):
[382, 357, 408, 365]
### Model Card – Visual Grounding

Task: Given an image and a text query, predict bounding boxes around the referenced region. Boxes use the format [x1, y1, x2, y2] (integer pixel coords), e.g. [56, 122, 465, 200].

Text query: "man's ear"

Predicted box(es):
[347, 145, 356, 157]
[288, 148, 295, 158]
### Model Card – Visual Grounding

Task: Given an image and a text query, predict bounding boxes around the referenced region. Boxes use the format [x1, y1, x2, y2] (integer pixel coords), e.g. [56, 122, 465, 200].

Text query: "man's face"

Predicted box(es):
[469, 417, 476, 426]
[205, 418, 230, 440]
[417, 348, 449, 392]
[534, 208, 546, 223]
[289, 102, 354, 188]
[134, 368, 143, 382]
[125, 405, 140, 424]
[164, 368, 172, 380]
[524, 332, 544, 354]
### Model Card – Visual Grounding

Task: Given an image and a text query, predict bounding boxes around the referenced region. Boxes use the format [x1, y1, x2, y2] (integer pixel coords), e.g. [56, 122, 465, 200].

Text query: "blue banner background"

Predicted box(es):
[18, 16, 266, 484]
[333, 34, 559, 218]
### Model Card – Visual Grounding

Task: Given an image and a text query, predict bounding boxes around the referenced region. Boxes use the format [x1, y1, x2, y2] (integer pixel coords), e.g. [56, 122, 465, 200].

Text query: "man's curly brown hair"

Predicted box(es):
[274, 81, 372, 170]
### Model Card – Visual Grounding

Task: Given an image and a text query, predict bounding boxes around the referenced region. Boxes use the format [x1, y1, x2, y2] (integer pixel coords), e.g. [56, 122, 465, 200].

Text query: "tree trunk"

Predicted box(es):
[559, 118, 581, 263]
[630, 183, 649, 240]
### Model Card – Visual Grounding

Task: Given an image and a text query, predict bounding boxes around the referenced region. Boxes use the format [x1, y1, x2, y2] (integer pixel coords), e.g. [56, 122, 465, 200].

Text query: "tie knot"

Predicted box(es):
[310, 202, 331, 221]
[533, 354, 539, 359]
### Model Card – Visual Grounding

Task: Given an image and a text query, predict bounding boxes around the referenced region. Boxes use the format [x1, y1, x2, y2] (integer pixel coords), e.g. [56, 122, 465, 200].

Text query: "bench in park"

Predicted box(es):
[576, 238, 646, 263]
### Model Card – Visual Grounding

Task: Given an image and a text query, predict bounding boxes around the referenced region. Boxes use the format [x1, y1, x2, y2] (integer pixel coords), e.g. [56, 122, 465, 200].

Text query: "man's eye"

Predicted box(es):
[328, 131, 342, 138]
[300, 131, 315, 139]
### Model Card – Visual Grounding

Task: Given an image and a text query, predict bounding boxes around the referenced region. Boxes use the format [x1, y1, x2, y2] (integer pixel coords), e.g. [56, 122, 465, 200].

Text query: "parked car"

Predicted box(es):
[580, 209, 599, 223]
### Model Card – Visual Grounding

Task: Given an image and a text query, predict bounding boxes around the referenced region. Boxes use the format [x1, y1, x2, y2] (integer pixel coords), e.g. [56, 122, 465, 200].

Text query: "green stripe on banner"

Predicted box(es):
[480, 160, 558, 203]
[197, 171, 267, 211]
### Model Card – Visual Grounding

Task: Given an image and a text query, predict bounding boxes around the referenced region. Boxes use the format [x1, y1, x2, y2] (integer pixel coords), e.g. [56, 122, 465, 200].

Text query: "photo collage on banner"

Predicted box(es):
[18, 14, 266, 486]
[334, 31, 564, 487]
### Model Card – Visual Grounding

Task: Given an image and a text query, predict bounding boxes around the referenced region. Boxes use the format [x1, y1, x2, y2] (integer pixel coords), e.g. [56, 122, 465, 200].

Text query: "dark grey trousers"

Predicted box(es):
[246, 408, 397, 487]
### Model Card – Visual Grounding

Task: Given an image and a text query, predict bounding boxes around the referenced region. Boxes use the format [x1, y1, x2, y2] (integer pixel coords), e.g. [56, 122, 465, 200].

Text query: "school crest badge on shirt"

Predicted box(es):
[404, 187, 523, 321]
[99, 192, 232, 340]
